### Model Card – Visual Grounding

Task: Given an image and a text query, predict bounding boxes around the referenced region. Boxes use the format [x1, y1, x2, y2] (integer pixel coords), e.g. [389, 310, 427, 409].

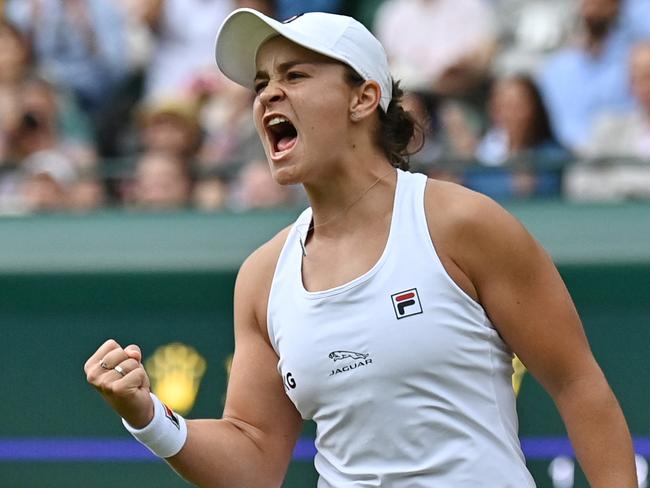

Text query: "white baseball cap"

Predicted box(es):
[214, 8, 393, 111]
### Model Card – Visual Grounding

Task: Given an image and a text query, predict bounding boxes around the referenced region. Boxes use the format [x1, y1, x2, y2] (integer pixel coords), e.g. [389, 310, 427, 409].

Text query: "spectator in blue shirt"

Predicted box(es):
[537, 0, 650, 152]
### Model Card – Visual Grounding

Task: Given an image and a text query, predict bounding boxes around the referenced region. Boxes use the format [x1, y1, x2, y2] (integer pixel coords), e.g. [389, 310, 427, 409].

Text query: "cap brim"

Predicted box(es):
[215, 9, 281, 90]
[215, 8, 353, 90]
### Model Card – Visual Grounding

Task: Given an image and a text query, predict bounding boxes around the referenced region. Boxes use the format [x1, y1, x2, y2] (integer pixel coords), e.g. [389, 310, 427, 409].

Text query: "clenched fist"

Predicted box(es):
[84, 339, 154, 429]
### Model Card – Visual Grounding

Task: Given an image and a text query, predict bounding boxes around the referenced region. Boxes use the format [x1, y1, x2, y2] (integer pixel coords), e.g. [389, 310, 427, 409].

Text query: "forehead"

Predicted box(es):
[255, 36, 337, 72]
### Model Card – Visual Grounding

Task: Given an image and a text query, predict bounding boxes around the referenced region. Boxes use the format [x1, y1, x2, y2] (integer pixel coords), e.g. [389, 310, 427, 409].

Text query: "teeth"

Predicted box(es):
[267, 116, 289, 127]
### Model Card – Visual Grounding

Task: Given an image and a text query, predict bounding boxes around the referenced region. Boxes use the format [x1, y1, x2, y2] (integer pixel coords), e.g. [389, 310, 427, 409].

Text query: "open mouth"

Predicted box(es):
[266, 116, 298, 156]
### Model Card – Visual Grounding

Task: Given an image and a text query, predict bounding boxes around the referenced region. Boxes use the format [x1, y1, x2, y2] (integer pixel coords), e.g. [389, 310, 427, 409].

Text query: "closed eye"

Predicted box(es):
[254, 80, 268, 94]
[254, 70, 308, 94]
[286, 71, 307, 81]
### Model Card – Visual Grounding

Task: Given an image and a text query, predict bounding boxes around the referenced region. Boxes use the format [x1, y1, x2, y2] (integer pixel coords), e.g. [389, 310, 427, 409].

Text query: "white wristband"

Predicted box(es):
[122, 392, 188, 458]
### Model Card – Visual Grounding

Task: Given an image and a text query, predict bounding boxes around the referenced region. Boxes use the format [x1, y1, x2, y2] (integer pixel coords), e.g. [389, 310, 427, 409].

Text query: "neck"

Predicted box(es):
[303, 154, 397, 239]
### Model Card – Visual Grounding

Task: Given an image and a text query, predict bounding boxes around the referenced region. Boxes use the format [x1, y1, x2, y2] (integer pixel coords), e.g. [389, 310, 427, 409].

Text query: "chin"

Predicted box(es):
[271, 165, 303, 186]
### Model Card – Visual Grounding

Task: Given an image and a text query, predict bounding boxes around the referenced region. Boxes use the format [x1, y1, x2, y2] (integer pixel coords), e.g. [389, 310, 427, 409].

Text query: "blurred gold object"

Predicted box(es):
[224, 353, 233, 378]
[512, 355, 527, 397]
[221, 354, 234, 406]
[146, 343, 207, 415]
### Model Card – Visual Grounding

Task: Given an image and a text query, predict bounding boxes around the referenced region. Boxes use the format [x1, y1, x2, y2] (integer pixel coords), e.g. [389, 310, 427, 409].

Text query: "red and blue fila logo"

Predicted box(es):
[163, 402, 181, 430]
[391, 288, 423, 319]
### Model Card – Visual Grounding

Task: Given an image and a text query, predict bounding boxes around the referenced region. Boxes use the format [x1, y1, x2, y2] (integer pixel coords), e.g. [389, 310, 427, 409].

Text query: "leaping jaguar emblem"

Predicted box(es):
[329, 351, 369, 362]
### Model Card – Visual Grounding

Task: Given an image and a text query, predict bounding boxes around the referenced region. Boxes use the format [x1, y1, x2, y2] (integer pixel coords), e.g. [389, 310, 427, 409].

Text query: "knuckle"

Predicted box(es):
[133, 368, 148, 381]
[124, 358, 139, 370]
[86, 372, 97, 384]
[97, 377, 115, 394]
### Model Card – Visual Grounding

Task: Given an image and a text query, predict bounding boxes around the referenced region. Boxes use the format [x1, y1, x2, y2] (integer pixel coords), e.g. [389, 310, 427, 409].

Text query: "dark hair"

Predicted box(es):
[500, 74, 558, 147]
[344, 68, 423, 170]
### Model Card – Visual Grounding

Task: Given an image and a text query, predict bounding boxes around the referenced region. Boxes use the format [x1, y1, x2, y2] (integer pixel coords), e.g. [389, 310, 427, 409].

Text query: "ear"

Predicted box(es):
[349, 80, 381, 123]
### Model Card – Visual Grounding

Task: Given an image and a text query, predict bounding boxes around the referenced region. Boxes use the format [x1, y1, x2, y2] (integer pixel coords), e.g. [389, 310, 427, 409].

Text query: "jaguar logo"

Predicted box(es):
[328, 350, 373, 377]
[329, 351, 369, 362]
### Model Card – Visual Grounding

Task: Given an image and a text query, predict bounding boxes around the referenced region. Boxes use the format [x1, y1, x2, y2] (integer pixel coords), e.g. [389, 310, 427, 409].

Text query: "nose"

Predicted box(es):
[259, 80, 285, 107]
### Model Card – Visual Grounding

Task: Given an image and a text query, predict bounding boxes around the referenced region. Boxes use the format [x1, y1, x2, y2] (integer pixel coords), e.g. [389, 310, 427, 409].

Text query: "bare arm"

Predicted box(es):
[429, 182, 637, 487]
[168, 240, 302, 486]
[85, 229, 302, 487]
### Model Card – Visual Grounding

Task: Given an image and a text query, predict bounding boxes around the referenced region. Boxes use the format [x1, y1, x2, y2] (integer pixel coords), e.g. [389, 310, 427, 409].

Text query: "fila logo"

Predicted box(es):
[391, 288, 423, 319]
[162, 402, 181, 430]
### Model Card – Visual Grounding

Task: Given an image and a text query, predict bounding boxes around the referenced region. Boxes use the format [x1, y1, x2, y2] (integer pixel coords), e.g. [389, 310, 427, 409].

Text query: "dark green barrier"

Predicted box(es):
[1, 204, 648, 487]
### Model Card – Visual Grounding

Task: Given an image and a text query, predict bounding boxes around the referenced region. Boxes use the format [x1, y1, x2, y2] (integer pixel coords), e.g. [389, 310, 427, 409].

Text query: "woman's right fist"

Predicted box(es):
[84, 339, 155, 428]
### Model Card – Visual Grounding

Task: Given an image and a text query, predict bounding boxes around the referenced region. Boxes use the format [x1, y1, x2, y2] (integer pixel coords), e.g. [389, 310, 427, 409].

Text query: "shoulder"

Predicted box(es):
[424, 178, 538, 282]
[237, 225, 292, 293]
[235, 225, 293, 332]
[424, 178, 508, 231]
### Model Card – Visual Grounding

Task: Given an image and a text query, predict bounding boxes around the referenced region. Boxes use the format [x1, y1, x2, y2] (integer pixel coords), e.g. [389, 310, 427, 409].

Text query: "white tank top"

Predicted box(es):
[267, 170, 536, 487]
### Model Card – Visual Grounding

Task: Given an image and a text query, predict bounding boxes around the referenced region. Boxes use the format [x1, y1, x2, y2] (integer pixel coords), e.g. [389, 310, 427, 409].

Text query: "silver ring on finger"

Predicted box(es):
[114, 365, 126, 377]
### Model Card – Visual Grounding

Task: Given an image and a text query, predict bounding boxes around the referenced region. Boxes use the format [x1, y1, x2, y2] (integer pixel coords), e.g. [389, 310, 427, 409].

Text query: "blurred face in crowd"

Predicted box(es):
[489, 78, 536, 136]
[20, 80, 58, 122]
[134, 153, 191, 209]
[580, 0, 620, 39]
[630, 43, 650, 110]
[238, 160, 292, 209]
[10, 80, 59, 157]
[142, 111, 200, 159]
[192, 176, 228, 211]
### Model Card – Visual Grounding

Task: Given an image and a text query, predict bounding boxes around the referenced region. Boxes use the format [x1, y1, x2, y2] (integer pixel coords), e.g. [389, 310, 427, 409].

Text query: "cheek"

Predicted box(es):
[298, 98, 349, 144]
[252, 100, 266, 138]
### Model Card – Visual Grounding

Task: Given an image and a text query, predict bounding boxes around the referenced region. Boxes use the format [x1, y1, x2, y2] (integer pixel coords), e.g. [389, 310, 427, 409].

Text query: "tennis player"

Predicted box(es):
[85, 9, 638, 487]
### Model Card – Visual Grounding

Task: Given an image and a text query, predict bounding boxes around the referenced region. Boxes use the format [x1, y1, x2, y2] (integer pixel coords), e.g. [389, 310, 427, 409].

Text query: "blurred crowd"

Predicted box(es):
[1, 0, 649, 216]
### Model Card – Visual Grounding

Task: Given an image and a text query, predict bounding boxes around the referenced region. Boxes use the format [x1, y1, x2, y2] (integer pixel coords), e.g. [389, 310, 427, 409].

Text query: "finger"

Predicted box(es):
[93, 358, 142, 393]
[110, 364, 150, 395]
[113, 358, 141, 379]
[84, 339, 122, 373]
[86, 351, 129, 386]
[124, 344, 142, 363]
[99, 348, 130, 370]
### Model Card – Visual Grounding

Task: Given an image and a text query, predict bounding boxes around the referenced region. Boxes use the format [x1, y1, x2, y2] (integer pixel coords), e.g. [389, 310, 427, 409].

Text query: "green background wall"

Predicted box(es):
[1, 203, 648, 487]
